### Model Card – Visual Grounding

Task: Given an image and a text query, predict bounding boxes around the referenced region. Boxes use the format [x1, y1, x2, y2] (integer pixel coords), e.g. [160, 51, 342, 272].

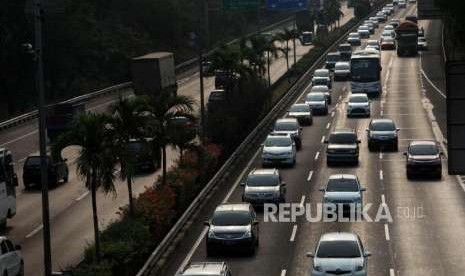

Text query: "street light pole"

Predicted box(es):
[33, 0, 52, 275]
[198, 0, 206, 141]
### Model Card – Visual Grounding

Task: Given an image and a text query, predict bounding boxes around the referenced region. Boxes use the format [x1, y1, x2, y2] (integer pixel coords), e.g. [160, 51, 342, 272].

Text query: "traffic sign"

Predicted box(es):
[223, 0, 260, 11]
[267, 0, 308, 10]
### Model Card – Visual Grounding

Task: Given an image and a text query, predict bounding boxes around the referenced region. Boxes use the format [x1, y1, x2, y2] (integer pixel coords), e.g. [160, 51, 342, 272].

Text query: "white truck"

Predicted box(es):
[0, 148, 17, 228]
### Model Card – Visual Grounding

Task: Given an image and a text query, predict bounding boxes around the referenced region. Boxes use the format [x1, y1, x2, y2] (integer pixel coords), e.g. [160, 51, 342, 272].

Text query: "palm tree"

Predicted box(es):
[52, 112, 117, 262]
[169, 116, 197, 162]
[110, 97, 146, 216]
[277, 28, 295, 72]
[142, 91, 194, 186]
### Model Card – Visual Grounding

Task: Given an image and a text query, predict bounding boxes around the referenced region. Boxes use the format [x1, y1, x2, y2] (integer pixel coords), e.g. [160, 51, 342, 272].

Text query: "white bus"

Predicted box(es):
[0, 148, 17, 228]
[350, 49, 382, 96]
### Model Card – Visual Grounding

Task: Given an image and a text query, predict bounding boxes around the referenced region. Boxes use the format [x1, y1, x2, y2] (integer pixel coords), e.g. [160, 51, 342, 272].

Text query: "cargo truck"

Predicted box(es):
[395, 21, 419, 57]
[131, 52, 177, 96]
[46, 101, 85, 142]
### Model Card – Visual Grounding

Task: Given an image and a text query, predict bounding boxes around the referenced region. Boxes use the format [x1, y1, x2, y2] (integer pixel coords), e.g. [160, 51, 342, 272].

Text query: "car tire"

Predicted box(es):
[327, 160, 332, 167]
[393, 142, 399, 152]
[248, 245, 256, 255]
[206, 244, 216, 257]
[63, 172, 69, 183]
[368, 143, 375, 152]
[407, 170, 413, 179]
[18, 261, 24, 276]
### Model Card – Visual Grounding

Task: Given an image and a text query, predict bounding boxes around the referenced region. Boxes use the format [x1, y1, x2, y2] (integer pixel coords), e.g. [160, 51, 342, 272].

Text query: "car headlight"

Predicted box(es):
[356, 264, 365, 271]
[243, 229, 252, 238]
[208, 229, 216, 238]
[313, 264, 322, 272]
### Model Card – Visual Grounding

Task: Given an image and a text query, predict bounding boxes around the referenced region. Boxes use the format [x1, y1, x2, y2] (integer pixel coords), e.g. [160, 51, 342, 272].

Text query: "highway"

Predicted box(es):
[0, 4, 356, 275]
[162, 3, 465, 276]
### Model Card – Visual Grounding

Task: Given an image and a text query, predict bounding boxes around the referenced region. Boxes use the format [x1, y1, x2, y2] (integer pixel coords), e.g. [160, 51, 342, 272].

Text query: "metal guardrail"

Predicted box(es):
[135, 3, 389, 275]
[0, 17, 295, 134]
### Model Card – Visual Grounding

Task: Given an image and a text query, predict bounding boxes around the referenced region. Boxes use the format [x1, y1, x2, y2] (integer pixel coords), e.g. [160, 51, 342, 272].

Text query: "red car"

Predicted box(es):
[380, 37, 396, 50]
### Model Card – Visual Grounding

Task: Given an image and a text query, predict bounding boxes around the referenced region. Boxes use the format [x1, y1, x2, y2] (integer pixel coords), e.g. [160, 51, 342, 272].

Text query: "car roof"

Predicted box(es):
[182, 262, 228, 275]
[328, 174, 357, 180]
[371, 118, 394, 124]
[315, 68, 330, 73]
[267, 133, 292, 139]
[339, 43, 351, 47]
[332, 128, 356, 134]
[335, 61, 350, 66]
[276, 118, 298, 123]
[250, 168, 278, 176]
[320, 232, 359, 242]
[215, 203, 250, 212]
[311, 85, 329, 90]
[291, 103, 310, 107]
[368, 40, 378, 44]
[409, 140, 437, 146]
[307, 92, 325, 97]
[350, 93, 368, 98]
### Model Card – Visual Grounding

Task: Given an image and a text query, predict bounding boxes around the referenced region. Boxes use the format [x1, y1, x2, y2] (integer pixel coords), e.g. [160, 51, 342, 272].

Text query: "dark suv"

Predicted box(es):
[23, 155, 69, 189]
[205, 203, 259, 256]
[404, 141, 443, 179]
[325, 129, 361, 166]
[128, 139, 157, 172]
[366, 119, 399, 151]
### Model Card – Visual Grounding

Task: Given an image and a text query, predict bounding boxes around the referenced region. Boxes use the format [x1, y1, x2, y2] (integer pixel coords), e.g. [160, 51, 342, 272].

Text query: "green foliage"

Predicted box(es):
[353, 0, 372, 19]
[435, 0, 465, 48]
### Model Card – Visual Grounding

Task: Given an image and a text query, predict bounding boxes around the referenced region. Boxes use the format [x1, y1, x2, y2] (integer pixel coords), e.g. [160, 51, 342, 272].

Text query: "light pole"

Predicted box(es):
[198, 0, 207, 141]
[33, 0, 52, 275]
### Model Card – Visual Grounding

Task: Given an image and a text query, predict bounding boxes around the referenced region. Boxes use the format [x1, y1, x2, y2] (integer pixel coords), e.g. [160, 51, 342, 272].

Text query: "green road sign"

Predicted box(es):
[223, 0, 260, 11]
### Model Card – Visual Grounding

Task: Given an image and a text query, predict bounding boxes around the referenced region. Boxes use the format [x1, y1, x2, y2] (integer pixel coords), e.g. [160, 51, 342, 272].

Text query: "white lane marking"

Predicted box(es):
[307, 170, 314, 181]
[26, 224, 43, 239]
[385, 224, 390, 241]
[419, 54, 446, 99]
[379, 152, 383, 159]
[321, 136, 325, 143]
[176, 148, 261, 274]
[76, 191, 90, 201]
[331, 111, 335, 118]
[314, 151, 320, 160]
[390, 268, 395, 276]
[281, 269, 287, 276]
[339, 94, 343, 100]
[290, 225, 298, 242]
[335, 103, 340, 108]
[300, 196, 306, 207]
[381, 194, 386, 205]
[326, 122, 331, 129]
[379, 170, 384, 181]
[0, 130, 38, 147]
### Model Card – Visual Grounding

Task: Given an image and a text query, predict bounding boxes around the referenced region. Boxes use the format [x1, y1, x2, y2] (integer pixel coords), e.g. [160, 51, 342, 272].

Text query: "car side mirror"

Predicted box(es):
[403, 152, 407, 156]
[440, 152, 444, 156]
[365, 128, 369, 132]
[360, 187, 367, 192]
[281, 182, 287, 187]
[319, 187, 325, 192]
[204, 221, 210, 226]
[364, 251, 372, 257]
[357, 140, 361, 143]
[63, 158, 68, 162]
[253, 221, 259, 226]
[396, 128, 400, 131]
[324, 139, 329, 144]
[240, 182, 246, 187]
[306, 251, 315, 258]
[15, 245, 21, 251]
[300, 127, 303, 131]
[8, 162, 15, 167]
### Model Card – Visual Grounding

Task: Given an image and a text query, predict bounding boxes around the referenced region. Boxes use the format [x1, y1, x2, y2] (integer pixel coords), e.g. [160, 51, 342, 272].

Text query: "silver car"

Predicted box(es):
[311, 85, 331, 104]
[180, 262, 232, 276]
[241, 168, 286, 205]
[273, 118, 303, 149]
[334, 62, 351, 81]
[319, 174, 365, 215]
[347, 32, 361, 46]
[307, 232, 371, 276]
[287, 104, 313, 125]
[305, 92, 328, 115]
[261, 134, 296, 167]
[347, 93, 370, 117]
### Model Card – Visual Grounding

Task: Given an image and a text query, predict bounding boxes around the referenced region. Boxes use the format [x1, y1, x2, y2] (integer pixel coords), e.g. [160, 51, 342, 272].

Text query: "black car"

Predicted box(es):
[404, 141, 443, 179]
[366, 119, 399, 151]
[23, 155, 69, 189]
[205, 203, 259, 256]
[128, 138, 157, 172]
[325, 129, 361, 166]
[337, 43, 352, 60]
[325, 52, 342, 71]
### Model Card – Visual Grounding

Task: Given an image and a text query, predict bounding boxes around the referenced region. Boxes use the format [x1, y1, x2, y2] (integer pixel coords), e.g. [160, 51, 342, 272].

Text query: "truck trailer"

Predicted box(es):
[395, 20, 419, 57]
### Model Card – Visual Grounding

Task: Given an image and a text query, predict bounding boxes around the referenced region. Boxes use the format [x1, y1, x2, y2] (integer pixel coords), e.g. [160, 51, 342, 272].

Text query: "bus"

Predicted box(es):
[350, 49, 382, 96]
[0, 148, 17, 228]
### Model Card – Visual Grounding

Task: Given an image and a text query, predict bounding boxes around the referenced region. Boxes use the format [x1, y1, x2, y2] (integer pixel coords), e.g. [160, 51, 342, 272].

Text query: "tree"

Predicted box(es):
[53, 112, 117, 262]
[109, 97, 146, 216]
[142, 91, 194, 186]
[277, 28, 295, 73]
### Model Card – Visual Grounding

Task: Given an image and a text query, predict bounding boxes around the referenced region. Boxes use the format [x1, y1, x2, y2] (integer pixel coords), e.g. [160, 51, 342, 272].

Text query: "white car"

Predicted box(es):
[310, 85, 332, 105]
[320, 174, 365, 213]
[357, 26, 370, 38]
[366, 40, 380, 51]
[261, 134, 296, 167]
[418, 37, 428, 50]
[305, 92, 328, 115]
[334, 62, 351, 81]
[384, 25, 395, 32]
[399, 0, 407, 8]
[0, 237, 23, 276]
[347, 93, 370, 117]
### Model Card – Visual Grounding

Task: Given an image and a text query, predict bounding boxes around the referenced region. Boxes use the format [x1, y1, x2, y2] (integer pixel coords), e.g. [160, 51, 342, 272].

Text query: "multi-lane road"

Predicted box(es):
[162, 3, 465, 276]
[0, 4, 357, 275]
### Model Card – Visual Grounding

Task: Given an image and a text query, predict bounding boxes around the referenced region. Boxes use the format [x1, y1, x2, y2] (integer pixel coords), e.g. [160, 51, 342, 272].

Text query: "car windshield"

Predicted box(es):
[289, 105, 310, 112]
[335, 63, 350, 70]
[329, 133, 357, 144]
[327, 178, 359, 192]
[351, 58, 380, 82]
[338, 45, 351, 52]
[349, 96, 368, 103]
[307, 93, 325, 101]
[274, 121, 298, 131]
[265, 136, 292, 147]
[383, 31, 393, 36]
[327, 55, 340, 62]
[383, 38, 394, 43]
[409, 144, 438, 155]
[26, 156, 51, 166]
[311, 86, 329, 92]
[371, 121, 395, 131]
[315, 70, 329, 77]
[211, 211, 251, 226]
[313, 78, 329, 85]
[247, 174, 279, 187]
[128, 142, 144, 153]
[368, 41, 378, 46]
[317, 240, 361, 258]
[349, 33, 359, 38]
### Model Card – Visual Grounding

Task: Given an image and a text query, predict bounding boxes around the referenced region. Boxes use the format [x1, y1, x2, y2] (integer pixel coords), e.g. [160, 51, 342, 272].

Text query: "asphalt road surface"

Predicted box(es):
[162, 3, 465, 276]
[0, 4, 355, 275]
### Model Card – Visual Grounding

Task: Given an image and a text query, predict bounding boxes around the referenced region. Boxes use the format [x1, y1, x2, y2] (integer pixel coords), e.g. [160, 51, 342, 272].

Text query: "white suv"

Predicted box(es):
[0, 237, 23, 276]
[261, 134, 296, 167]
[180, 262, 232, 276]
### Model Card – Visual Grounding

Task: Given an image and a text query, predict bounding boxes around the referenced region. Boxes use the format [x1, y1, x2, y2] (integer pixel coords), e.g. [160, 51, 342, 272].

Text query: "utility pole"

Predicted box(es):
[293, 21, 297, 65]
[198, 0, 206, 141]
[33, 0, 52, 275]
